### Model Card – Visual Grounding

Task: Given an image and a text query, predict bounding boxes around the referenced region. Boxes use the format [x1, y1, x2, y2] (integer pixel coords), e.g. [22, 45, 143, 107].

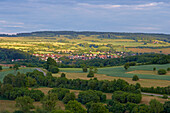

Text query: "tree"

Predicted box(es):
[132, 75, 139, 81]
[167, 68, 170, 71]
[46, 72, 52, 77]
[61, 73, 66, 78]
[3, 74, 16, 85]
[13, 64, 19, 71]
[149, 99, 164, 113]
[63, 92, 76, 104]
[163, 101, 170, 113]
[87, 71, 94, 77]
[49, 65, 59, 73]
[153, 67, 156, 71]
[41, 93, 58, 112]
[51, 110, 72, 113]
[132, 104, 150, 113]
[124, 63, 129, 70]
[94, 68, 98, 73]
[162, 94, 168, 99]
[0, 65, 2, 70]
[82, 66, 88, 72]
[49, 88, 70, 100]
[158, 69, 167, 75]
[15, 96, 35, 113]
[65, 100, 86, 113]
[89, 103, 109, 113]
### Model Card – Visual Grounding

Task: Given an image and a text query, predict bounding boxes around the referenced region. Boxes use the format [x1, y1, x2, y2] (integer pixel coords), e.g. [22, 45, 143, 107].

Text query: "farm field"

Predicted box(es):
[128, 48, 170, 54]
[60, 64, 170, 81]
[0, 35, 170, 55]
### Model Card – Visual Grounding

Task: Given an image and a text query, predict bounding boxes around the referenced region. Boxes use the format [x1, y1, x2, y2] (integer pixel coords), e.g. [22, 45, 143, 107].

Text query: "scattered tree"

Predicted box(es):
[89, 103, 109, 113]
[124, 63, 130, 70]
[65, 100, 86, 113]
[87, 71, 94, 77]
[158, 69, 167, 75]
[15, 96, 35, 113]
[167, 68, 170, 71]
[82, 66, 88, 72]
[13, 64, 19, 71]
[63, 92, 76, 104]
[0, 65, 2, 70]
[153, 67, 156, 71]
[149, 99, 164, 113]
[132, 75, 139, 81]
[61, 73, 66, 78]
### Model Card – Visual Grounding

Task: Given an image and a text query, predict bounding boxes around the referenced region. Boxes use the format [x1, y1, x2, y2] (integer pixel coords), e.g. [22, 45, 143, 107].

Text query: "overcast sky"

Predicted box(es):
[0, 0, 170, 34]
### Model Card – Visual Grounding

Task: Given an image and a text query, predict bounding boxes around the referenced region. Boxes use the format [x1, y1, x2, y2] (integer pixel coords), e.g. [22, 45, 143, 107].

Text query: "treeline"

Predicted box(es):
[58, 54, 170, 68]
[141, 86, 170, 95]
[0, 31, 170, 41]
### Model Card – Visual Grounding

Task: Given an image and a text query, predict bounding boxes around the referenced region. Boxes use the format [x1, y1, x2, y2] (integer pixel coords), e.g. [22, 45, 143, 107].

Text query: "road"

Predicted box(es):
[142, 92, 170, 98]
[36, 68, 46, 76]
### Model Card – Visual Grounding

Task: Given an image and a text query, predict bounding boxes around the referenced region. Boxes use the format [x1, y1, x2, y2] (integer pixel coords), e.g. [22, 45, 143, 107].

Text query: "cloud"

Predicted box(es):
[77, 2, 165, 10]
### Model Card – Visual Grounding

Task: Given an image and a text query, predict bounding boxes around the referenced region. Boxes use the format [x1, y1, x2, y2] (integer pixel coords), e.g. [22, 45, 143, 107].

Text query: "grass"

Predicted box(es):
[60, 64, 170, 81]
[0, 68, 36, 82]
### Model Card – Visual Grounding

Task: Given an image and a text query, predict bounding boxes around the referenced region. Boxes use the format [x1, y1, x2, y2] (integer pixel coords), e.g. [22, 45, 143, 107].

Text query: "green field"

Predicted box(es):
[60, 64, 170, 81]
[0, 68, 35, 82]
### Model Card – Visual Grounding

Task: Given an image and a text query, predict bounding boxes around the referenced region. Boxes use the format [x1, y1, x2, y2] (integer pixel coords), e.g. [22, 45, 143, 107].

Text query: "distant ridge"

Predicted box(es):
[0, 31, 170, 42]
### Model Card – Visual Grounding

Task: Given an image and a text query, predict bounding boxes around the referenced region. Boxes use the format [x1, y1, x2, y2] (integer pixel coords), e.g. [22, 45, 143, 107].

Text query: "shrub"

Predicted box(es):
[132, 75, 139, 81]
[49, 65, 59, 73]
[82, 66, 88, 72]
[167, 68, 170, 71]
[158, 69, 167, 75]
[0, 65, 2, 70]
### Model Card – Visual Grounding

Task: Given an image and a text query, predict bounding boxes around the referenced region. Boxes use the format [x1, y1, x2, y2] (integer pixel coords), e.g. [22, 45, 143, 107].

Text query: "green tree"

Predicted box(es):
[158, 69, 167, 75]
[94, 68, 98, 73]
[15, 96, 35, 113]
[167, 68, 170, 71]
[51, 110, 72, 113]
[149, 99, 164, 113]
[13, 64, 19, 71]
[3, 74, 16, 85]
[49, 65, 59, 73]
[124, 63, 129, 70]
[0, 65, 2, 70]
[61, 73, 66, 78]
[41, 93, 58, 111]
[82, 66, 88, 72]
[63, 92, 76, 104]
[89, 103, 109, 113]
[132, 75, 139, 81]
[46, 72, 53, 77]
[163, 101, 170, 113]
[87, 71, 94, 77]
[65, 100, 86, 113]
[132, 104, 150, 113]
[153, 67, 156, 71]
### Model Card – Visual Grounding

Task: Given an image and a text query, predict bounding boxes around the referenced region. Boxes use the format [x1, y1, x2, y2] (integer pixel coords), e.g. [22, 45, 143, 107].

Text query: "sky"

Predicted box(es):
[0, 0, 170, 34]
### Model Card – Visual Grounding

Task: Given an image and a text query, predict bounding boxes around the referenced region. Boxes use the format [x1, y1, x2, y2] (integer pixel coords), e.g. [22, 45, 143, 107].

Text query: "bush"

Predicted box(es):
[158, 69, 167, 75]
[61, 73, 66, 78]
[132, 75, 139, 81]
[167, 68, 170, 71]
[48, 88, 70, 100]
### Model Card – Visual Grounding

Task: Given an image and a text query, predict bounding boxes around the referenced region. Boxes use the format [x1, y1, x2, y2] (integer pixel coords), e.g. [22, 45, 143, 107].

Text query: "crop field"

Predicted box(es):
[0, 68, 36, 82]
[128, 48, 170, 54]
[0, 35, 170, 54]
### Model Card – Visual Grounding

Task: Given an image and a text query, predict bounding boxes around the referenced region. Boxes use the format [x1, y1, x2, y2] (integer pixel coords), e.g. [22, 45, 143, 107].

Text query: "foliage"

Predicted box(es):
[41, 93, 58, 112]
[158, 69, 167, 75]
[82, 66, 88, 72]
[87, 71, 94, 77]
[149, 99, 164, 113]
[0, 65, 2, 70]
[163, 101, 170, 113]
[132, 75, 139, 81]
[48, 88, 70, 100]
[124, 63, 130, 70]
[65, 100, 86, 113]
[131, 104, 150, 113]
[88, 103, 109, 113]
[63, 92, 76, 104]
[167, 67, 170, 71]
[15, 96, 35, 113]
[61, 73, 66, 78]
[162, 94, 168, 99]
[78, 90, 106, 104]
[153, 67, 156, 71]
[112, 91, 142, 104]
